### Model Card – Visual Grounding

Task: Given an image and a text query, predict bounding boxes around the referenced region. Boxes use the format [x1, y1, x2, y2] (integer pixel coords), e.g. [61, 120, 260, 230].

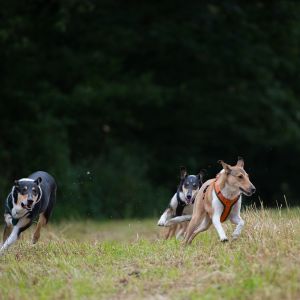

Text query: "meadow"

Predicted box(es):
[1, 207, 300, 300]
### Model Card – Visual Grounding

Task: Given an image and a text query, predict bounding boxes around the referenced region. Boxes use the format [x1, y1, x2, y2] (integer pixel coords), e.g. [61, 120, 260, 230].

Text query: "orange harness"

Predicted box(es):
[214, 182, 239, 222]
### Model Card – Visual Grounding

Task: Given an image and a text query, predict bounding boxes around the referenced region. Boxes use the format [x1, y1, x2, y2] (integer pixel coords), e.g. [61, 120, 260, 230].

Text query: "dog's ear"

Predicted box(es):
[236, 156, 244, 168]
[34, 177, 42, 185]
[197, 169, 206, 183]
[180, 166, 187, 179]
[218, 160, 231, 174]
[14, 180, 19, 187]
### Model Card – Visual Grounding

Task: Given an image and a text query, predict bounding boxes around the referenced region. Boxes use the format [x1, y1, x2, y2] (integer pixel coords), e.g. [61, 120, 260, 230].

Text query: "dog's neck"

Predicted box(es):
[216, 172, 241, 200]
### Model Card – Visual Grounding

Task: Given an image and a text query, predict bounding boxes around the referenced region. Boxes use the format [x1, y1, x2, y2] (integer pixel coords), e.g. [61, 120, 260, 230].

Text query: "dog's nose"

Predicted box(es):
[251, 186, 256, 194]
[186, 195, 192, 200]
[27, 199, 34, 207]
[21, 202, 25, 208]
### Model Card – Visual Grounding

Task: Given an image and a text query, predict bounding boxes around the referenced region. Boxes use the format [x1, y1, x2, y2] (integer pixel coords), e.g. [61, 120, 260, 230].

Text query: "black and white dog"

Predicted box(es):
[1, 171, 56, 254]
[157, 167, 204, 239]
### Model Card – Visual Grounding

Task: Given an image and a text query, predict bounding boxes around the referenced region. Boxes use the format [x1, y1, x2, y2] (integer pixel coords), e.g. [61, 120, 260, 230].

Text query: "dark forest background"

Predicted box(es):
[1, 1, 300, 220]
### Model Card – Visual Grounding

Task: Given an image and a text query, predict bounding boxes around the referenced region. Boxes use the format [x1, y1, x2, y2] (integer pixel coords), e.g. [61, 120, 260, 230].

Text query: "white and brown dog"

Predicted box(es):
[183, 157, 255, 245]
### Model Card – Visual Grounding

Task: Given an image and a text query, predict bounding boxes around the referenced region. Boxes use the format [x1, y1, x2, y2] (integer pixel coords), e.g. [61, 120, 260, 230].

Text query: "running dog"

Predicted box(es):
[183, 157, 255, 245]
[1, 171, 57, 254]
[157, 167, 204, 239]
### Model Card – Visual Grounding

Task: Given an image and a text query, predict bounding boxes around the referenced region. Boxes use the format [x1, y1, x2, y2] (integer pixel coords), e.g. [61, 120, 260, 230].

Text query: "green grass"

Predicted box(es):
[1, 208, 300, 299]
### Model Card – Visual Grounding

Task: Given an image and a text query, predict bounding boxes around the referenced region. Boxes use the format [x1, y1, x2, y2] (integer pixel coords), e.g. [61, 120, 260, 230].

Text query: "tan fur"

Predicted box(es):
[17, 193, 38, 205]
[164, 222, 189, 240]
[32, 213, 47, 244]
[17, 193, 29, 204]
[184, 159, 255, 245]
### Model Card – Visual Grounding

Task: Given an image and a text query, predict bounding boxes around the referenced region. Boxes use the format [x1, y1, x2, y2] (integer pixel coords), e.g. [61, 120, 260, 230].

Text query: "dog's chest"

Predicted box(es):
[182, 205, 193, 215]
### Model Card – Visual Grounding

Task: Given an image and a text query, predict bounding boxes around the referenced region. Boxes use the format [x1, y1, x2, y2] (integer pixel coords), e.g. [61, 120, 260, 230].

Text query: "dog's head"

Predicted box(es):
[218, 157, 256, 196]
[180, 166, 204, 204]
[11, 177, 42, 219]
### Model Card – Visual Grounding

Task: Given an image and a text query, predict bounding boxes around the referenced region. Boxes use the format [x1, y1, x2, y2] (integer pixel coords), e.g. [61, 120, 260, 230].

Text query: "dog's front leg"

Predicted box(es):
[165, 215, 192, 227]
[0, 226, 20, 254]
[212, 196, 228, 242]
[231, 216, 245, 239]
[158, 193, 177, 226]
[158, 208, 173, 226]
[212, 215, 228, 242]
[230, 198, 244, 239]
[0, 218, 31, 254]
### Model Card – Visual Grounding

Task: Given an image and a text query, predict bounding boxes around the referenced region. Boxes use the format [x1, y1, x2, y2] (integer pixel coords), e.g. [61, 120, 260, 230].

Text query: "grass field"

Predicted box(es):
[1, 207, 300, 300]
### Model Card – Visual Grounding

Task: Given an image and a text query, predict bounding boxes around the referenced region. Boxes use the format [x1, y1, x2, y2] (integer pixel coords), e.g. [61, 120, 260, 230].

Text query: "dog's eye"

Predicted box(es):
[238, 175, 243, 179]
[32, 188, 37, 195]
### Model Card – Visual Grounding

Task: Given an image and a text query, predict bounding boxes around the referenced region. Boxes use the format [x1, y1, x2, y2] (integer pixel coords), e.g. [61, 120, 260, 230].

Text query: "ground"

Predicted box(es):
[0, 208, 300, 300]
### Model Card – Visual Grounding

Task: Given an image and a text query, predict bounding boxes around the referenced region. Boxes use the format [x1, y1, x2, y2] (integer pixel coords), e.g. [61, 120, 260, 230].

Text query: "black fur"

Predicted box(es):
[4, 171, 57, 231]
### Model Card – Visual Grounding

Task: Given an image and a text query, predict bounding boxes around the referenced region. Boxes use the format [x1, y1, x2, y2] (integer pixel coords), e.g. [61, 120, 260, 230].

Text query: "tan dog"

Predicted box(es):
[184, 157, 255, 245]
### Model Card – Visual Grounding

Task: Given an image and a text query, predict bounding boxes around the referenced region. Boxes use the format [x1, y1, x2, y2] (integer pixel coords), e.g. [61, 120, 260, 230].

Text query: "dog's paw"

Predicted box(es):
[232, 234, 239, 240]
[157, 220, 166, 226]
[220, 238, 229, 243]
[164, 220, 173, 227]
[157, 213, 168, 226]
[32, 235, 39, 244]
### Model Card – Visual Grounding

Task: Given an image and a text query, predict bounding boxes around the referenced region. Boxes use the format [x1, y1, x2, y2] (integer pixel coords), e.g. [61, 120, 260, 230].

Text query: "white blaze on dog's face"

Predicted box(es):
[220, 158, 256, 196]
[11, 177, 42, 219]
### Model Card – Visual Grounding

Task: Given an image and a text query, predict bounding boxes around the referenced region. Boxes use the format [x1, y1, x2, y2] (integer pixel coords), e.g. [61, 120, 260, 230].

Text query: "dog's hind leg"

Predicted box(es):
[184, 212, 205, 245]
[176, 222, 188, 240]
[44, 188, 56, 224]
[186, 214, 211, 244]
[165, 225, 177, 239]
[32, 213, 47, 244]
[184, 212, 207, 245]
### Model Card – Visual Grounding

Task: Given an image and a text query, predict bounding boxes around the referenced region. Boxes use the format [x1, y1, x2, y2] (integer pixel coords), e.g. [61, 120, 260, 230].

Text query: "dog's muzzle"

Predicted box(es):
[239, 186, 256, 196]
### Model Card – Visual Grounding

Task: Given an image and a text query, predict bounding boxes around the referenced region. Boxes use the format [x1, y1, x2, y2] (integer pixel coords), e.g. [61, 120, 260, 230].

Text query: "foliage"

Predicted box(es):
[1, 1, 300, 218]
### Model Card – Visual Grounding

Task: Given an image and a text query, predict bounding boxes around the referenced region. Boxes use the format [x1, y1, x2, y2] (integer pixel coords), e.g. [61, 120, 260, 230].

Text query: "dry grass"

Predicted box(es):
[1, 207, 300, 300]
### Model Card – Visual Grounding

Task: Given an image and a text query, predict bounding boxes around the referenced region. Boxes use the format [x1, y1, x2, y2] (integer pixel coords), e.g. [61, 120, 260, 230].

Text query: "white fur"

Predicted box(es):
[164, 215, 192, 227]
[18, 178, 34, 182]
[157, 193, 177, 226]
[211, 187, 243, 241]
[229, 198, 244, 239]
[0, 217, 31, 254]
[157, 191, 195, 226]
[211, 190, 229, 241]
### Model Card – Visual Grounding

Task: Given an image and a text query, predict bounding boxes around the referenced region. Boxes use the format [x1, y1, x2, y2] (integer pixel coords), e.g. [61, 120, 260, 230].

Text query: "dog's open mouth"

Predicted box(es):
[239, 187, 252, 196]
[185, 198, 193, 205]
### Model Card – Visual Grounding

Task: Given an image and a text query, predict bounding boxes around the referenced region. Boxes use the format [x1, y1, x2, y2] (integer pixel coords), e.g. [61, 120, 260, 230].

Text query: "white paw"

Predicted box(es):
[232, 234, 239, 240]
[157, 218, 166, 226]
[157, 212, 169, 226]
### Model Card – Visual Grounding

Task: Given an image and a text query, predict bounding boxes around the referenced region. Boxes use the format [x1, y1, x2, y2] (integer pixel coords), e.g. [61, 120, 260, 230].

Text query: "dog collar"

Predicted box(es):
[214, 182, 240, 223]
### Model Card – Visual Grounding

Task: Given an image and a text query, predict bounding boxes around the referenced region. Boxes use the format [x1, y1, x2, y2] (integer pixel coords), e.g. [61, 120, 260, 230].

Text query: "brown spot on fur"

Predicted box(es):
[32, 213, 47, 244]
[17, 193, 29, 204]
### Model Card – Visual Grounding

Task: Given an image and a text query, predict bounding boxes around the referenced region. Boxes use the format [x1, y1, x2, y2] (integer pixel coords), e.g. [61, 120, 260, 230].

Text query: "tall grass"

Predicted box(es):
[0, 207, 300, 299]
